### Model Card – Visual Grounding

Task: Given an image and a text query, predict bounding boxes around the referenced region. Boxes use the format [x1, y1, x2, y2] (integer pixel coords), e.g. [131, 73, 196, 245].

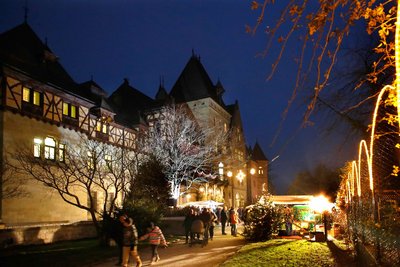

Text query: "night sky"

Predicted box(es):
[0, 0, 358, 194]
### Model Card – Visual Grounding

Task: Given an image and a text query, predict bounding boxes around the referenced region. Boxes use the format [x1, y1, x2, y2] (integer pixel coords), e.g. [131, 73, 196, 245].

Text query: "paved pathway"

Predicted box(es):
[90, 225, 246, 267]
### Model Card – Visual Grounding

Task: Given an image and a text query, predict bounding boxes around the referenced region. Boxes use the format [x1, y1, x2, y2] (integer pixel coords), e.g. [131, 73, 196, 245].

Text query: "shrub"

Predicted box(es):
[242, 194, 284, 241]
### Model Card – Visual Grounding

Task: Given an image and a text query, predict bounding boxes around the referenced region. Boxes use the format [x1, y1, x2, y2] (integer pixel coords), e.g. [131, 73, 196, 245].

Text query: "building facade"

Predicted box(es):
[0, 23, 268, 240]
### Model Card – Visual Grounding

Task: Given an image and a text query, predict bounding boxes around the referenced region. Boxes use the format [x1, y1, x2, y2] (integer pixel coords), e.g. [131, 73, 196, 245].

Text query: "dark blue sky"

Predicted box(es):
[0, 0, 357, 194]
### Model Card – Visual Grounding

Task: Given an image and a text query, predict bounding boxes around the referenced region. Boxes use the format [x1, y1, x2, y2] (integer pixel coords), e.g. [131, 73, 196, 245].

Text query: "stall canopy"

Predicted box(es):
[179, 200, 224, 208]
[270, 195, 314, 205]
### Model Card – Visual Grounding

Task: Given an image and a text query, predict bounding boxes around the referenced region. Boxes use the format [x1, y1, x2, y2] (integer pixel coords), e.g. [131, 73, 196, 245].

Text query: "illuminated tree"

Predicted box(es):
[140, 104, 227, 201]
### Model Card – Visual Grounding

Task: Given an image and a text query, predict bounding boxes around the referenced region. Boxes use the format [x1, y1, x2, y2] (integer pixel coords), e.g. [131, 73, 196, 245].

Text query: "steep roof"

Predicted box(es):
[252, 142, 268, 161]
[0, 23, 76, 90]
[108, 79, 155, 127]
[226, 100, 244, 132]
[77, 80, 108, 104]
[170, 54, 225, 106]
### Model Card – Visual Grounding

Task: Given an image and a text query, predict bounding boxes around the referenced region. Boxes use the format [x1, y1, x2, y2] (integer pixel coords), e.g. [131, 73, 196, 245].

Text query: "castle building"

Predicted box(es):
[0, 23, 268, 243]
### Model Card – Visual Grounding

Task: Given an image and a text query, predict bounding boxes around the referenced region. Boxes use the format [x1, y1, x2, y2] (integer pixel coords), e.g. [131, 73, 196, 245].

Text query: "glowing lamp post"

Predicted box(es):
[227, 171, 234, 207]
[309, 195, 334, 241]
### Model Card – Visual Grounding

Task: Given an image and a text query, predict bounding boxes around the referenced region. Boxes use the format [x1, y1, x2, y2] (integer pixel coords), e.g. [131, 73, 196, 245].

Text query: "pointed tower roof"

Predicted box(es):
[155, 84, 168, 101]
[226, 100, 244, 131]
[155, 76, 171, 103]
[170, 54, 225, 106]
[252, 142, 268, 161]
[0, 23, 76, 90]
[108, 78, 155, 127]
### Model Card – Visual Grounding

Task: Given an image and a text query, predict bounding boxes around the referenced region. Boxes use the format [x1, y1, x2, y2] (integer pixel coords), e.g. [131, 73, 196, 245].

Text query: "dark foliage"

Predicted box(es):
[129, 156, 170, 207]
[287, 164, 341, 202]
[242, 194, 284, 241]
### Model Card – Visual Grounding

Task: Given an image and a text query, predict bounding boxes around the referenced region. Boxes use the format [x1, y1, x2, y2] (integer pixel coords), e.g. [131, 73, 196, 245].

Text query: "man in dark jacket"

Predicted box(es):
[220, 206, 228, 235]
[119, 215, 142, 267]
[183, 208, 196, 243]
[199, 208, 212, 242]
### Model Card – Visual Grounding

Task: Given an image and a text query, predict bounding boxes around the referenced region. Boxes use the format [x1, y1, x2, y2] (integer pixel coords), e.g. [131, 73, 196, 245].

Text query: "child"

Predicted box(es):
[139, 222, 167, 265]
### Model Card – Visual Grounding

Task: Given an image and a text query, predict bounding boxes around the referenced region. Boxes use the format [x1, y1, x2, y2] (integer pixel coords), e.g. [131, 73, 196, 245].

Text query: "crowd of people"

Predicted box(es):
[183, 206, 243, 244]
[112, 206, 244, 266]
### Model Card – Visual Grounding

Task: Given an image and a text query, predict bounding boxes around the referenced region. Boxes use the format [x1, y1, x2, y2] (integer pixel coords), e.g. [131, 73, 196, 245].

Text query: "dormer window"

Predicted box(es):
[96, 121, 108, 134]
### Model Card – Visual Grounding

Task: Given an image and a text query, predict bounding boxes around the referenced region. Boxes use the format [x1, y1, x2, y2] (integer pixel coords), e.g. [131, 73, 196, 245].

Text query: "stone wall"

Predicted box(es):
[161, 216, 185, 236]
[0, 221, 97, 248]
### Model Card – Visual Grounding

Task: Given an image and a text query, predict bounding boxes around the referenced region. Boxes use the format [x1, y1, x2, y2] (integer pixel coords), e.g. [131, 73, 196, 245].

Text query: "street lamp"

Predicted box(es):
[227, 171, 234, 207]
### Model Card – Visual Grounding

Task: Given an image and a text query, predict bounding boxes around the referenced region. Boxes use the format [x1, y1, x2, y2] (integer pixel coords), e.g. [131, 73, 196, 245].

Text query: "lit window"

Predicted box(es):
[96, 120, 108, 134]
[218, 162, 224, 176]
[44, 137, 56, 160]
[63, 103, 69, 115]
[23, 87, 30, 102]
[33, 138, 42, 158]
[59, 143, 65, 162]
[33, 91, 41, 106]
[71, 105, 76, 118]
[63, 102, 78, 118]
[22, 87, 41, 105]
[224, 123, 227, 133]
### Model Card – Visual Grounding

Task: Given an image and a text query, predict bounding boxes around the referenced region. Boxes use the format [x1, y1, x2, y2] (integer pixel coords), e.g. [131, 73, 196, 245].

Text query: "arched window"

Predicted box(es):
[44, 137, 56, 160]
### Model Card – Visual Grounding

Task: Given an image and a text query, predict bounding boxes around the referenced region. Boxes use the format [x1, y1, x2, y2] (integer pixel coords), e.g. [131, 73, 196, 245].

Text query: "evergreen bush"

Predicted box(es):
[242, 194, 284, 241]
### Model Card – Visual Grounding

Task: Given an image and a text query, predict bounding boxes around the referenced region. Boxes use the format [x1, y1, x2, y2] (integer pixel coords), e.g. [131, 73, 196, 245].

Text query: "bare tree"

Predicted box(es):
[140, 104, 228, 201]
[11, 134, 135, 237]
[1, 156, 29, 199]
[248, 0, 397, 124]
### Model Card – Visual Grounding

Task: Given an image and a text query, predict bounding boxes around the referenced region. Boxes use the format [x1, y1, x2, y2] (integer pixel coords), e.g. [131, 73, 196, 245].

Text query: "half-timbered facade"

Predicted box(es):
[0, 24, 136, 230]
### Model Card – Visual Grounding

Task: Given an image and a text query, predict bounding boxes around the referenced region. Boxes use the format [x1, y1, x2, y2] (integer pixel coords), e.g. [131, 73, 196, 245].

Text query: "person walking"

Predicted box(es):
[139, 222, 167, 265]
[220, 206, 228, 235]
[208, 208, 218, 241]
[229, 208, 239, 237]
[119, 215, 142, 267]
[199, 208, 212, 244]
[183, 208, 196, 244]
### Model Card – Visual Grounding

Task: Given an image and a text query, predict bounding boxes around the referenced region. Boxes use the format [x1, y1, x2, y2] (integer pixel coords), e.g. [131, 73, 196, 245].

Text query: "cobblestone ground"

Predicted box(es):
[90, 225, 246, 267]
